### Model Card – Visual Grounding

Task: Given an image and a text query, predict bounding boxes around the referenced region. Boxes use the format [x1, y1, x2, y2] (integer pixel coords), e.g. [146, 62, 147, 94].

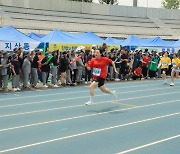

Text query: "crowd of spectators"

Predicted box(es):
[0, 43, 177, 92]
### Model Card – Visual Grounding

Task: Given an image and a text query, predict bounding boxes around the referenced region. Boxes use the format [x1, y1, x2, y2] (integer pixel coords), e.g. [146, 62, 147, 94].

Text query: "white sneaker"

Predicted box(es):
[111, 90, 117, 100]
[85, 82, 88, 84]
[53, 84, 59, 88]
[170, 83, 175, 86]
[12, 88, 17, 91]
[115, 78, 120, 82]
[16, 88, 21, 91]
[85, 101, 93, 106]
[43, 85, 48, 88]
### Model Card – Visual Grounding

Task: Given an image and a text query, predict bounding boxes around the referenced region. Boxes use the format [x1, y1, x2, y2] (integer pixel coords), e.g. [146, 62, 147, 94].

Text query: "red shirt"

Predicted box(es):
[89, 57, 112, 79]
[134, 68, 142, 76]
[142, 56, 150, 67]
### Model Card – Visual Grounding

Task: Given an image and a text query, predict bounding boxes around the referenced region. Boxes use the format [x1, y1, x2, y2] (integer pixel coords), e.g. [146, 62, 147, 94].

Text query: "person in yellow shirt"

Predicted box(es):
[158, 52, 171, 84]
[170, 53, 180, 86]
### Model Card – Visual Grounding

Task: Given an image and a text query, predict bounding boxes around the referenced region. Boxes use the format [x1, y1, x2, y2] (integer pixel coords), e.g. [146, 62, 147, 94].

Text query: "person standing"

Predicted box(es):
[50, 50, 60, 87]
[30, 50, 39, 88]
[41, 53, 50, 88]
[84, 49, 92, 84]
[11, 54, 21, 91]
[0, 52, 10, 92]
[22, 51, 31, 90]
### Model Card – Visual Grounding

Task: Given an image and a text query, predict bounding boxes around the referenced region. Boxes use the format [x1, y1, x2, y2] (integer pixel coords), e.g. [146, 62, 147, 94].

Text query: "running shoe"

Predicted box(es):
[111, 90, 117, 100]
[85, 101, 93, 106]
[170, 82, 175, 86]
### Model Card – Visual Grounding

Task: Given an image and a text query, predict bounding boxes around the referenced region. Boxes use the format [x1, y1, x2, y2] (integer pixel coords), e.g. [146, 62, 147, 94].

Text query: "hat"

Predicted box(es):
[63, 51, 67, 55]
[13, 48, 18, 52]
[23, 51, 30, 57]
[75, 46, 85, 52]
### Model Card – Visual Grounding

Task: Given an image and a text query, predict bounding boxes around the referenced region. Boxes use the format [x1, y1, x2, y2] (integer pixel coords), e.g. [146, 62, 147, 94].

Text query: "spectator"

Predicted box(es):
[84, 49, 92, 84]
[11, 54, 21, 91]
[141, 52, 150, 78]
[22, 51, 31, 89]
[132, 65, 143, 80]
[0, 52, 10, 92]
[41, 53, 50, 88]
[50, 50, 60, 87]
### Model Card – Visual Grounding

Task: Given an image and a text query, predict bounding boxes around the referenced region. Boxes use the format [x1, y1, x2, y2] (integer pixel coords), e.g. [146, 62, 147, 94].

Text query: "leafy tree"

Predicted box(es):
[162, 0, 180, 9]
[99, 0, 118, 5]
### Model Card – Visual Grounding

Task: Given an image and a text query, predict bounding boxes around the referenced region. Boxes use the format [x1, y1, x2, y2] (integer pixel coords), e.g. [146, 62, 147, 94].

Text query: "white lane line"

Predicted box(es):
[0, 86, 178, 108]
[0, 81, 172, 101]
[0, 112, 179, 153]
[0, 87, 179, 117]
[0, 100, 179, 132]
[117, 134, 180, 154]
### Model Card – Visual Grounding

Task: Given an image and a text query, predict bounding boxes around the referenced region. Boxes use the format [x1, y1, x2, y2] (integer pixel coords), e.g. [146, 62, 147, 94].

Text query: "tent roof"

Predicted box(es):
[27, 32, 44, 41]
[105, 37, 123, 45]
[0, 26, 38, 42]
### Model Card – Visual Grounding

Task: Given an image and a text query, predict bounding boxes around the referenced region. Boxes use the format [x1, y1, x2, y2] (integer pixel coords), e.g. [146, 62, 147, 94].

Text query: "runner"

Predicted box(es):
[85, 48, 119, 106]
[170, 53, 180, 86]
[158, 52, 171, 84]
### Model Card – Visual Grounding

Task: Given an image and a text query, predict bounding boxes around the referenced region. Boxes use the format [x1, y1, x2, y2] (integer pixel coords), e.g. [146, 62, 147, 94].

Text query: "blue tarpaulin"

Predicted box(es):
[0, 26, 38, 42]
[142, 36, 175, 47]
[172, 40, 180, 48]
[105, 37, 123, 45]
[62, 32, 105, 44]
[40, 30, 79, 43]
[40, 30, 105, 45]
[120, 35, 175, 48]
[27, 32, 44, 41]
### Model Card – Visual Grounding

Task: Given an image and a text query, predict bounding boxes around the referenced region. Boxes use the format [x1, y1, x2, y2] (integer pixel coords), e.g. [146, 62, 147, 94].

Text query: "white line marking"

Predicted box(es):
[0, 112, 179, 153]
[117, 134, 180, 154]
[0, 100, 179, 132]
[0, 86, 178, 108]
[0, 81, 172, 101]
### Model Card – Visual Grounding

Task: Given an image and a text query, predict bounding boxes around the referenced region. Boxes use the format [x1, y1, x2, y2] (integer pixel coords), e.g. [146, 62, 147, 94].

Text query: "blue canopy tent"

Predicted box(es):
[120, 35, 143, 47]
[142, 36, 174, 47]
[172, 40, 180, 48]
[39, 30, 79, 43]
[27, 32, 44, 41]
[62, 32, 105, 45]
[0, 26, 38, 42]
[105, 37, 123, 45]
[0, 26, 39, 51]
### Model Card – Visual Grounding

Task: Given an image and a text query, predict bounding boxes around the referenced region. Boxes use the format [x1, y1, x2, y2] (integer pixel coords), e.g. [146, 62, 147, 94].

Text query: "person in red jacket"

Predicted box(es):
[141, 52, 150, 78]
[132, 65, 143, 80]
[85, 48, 119, 106]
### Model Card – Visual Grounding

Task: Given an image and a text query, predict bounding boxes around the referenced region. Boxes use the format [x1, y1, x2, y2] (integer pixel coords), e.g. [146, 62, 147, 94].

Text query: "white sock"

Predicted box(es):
[90, 96, 94, 102]
[109, 90, 114, 95]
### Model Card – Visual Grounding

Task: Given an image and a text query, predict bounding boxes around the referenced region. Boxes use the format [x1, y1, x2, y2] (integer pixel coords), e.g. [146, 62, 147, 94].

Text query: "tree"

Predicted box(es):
[99, 0, 118, 5]
[162, 0, 180, 9]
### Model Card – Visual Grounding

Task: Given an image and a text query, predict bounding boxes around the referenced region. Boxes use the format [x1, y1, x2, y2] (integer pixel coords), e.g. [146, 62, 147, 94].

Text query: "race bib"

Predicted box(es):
[162, 62, 167, 66]
[93, 68, 101, 76]
[172, 62, 176, 66]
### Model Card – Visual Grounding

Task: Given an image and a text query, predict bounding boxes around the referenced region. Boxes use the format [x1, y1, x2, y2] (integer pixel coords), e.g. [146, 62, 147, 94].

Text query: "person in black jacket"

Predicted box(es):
[41, 53, 50, 88]
[50, 50, 60, 87]
[59, 51, 70, 87]
[30, 50, 40, 88]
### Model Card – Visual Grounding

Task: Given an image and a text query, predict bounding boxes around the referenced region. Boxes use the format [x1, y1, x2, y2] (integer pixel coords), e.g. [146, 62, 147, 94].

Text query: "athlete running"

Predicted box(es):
[158, 52, 171, 84]
[170, 53, 180, 86]
[85, 48, 119, 106]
